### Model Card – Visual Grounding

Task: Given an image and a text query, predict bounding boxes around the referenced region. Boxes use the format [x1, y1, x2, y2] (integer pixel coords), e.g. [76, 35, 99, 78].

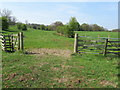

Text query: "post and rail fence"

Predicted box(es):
[0, 32, 24, 52]
[74, 33, 120, 56]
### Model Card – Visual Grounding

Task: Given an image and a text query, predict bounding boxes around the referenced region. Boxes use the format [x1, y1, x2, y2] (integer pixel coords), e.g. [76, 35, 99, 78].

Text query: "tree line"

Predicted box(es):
[27, 20, 107, 31]
[0, 9, 119, 38]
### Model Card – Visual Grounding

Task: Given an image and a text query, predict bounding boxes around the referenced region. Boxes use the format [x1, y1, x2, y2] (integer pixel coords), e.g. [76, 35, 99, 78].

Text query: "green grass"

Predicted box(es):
[2, 28, 120, 88]
[24, 30, 74, 50]
[2, 51, 119, 88]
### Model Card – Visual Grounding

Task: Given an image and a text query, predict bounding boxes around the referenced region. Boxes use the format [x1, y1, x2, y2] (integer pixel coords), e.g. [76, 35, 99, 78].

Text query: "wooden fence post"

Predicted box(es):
[74, 33, 78, 53]
[19, 32, 24, 51]
[21, 32, 24, 51]
[8, 35, 11, 52]
[18, 33, 20, 50]
[11, 35, 14, 52]
[103, 39, 108, 56]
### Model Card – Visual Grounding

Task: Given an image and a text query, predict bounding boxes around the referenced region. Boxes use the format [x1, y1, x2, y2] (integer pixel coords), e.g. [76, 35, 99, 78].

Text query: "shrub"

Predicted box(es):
[33, 25, 37, 29]
[40, 24, 46, 30]
[22, 24, 27, 31]
[57, 25, 74, 38]
[17, 23, 22, 30]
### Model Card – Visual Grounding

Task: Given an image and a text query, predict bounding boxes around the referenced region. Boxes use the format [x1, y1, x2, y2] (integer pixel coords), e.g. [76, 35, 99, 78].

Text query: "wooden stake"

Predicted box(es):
[19, 32, 24, 51]
[21, 32, 24, 51]
[74, 33, 78, 53]
[11, 35, 14, 52]
[18, 33, 20, 50]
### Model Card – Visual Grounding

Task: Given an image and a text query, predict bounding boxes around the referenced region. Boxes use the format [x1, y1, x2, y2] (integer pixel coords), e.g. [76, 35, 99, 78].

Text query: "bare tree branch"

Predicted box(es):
[0, 9, 12, 18]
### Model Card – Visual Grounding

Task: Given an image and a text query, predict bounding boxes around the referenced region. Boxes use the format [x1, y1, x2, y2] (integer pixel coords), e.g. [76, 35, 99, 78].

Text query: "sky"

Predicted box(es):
[0, 1, 118, 30]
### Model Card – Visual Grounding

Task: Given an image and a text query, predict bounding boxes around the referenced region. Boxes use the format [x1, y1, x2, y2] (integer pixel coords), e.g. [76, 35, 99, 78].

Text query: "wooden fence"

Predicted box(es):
[0, 32, 24, 52]
[103, 39, 120, 56]
[74, 33, 120, 56]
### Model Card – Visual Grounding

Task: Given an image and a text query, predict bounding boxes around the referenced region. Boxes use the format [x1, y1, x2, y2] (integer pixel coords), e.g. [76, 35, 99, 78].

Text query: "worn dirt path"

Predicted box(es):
[25, 48, 73, 58]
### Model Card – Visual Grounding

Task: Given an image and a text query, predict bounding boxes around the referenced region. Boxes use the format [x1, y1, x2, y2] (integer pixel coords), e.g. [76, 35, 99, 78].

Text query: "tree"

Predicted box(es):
[80, 23, 90, 31]
[52, 21, 63, 27]
[92, 24, 100, 31]
[9, 16, 17, 25]
[50, 21, 63, 30]
[0, 9, 12, 18]
[0, 16, 9, 30]
[56, 17, 81, 38]
[112, 29, 120, 32]
[0, 9, 17, 25]
[68, 17, 80, 31]
[91, 24, 105, 31]
[25, 20, 28, 25]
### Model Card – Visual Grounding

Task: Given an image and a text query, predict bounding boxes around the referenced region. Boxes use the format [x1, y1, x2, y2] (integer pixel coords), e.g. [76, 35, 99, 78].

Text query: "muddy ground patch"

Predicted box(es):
[25, 48, 72, 58]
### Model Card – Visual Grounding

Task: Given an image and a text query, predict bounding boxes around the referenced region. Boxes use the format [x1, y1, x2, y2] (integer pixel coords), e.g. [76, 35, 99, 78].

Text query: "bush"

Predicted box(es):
[33, 25, 37, 29]
[57, 25, 74, 38]
[17, 23, 22, 30]
[17, 23, 27, 31]
[22, 24, 27, 31]
[40, 24, 46, 30]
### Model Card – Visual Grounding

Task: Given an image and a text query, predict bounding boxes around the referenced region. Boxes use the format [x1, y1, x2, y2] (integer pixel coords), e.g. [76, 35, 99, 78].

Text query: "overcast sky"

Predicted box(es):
[0, 1, 118, 30]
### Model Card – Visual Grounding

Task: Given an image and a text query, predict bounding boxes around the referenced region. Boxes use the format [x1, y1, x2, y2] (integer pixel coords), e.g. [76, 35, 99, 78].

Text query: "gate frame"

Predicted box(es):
[0, 32, 24, 52]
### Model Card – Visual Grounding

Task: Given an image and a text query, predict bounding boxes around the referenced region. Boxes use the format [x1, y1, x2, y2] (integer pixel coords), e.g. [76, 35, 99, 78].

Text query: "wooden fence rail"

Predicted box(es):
[74, 33, 120, 56]
[0, 32, 24, 52]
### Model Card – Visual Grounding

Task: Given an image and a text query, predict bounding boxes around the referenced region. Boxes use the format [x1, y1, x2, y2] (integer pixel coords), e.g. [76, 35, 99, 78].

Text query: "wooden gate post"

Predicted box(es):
[74, 33, 78, 53]
[103, 39, 108, 56]
[18, 32, 24, 51]
[11, 35, 14, 52]
[21, 32, 24, 51]
[18, 33, 20, 50]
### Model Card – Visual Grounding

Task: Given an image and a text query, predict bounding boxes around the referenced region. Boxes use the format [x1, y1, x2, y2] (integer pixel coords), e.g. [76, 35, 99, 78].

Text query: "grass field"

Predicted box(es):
[2, 29, 120, 88]
[76, 31, 118, 38]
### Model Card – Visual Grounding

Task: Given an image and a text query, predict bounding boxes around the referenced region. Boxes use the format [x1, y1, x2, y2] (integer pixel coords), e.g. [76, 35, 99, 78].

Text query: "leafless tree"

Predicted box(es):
[9, 16, 17, 25]
[0, 9, 17, 25]
[0, 9, 12, 18]
[25, 20, 27, 24]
